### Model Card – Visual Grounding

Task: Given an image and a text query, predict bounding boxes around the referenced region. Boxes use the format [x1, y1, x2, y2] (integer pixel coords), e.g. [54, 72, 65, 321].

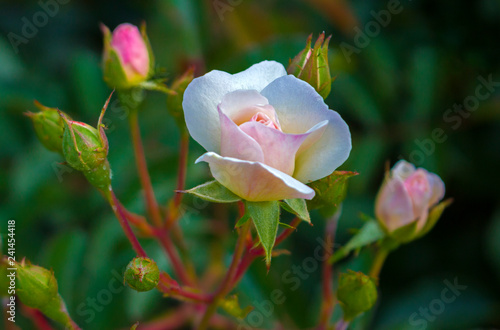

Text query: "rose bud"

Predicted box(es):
[337, 270, 378, 321]
[124, 257, 160, 292]
[101, 23, 153, 90]
[16, 260, 58, 309]
[287, 33, 333, 99]
[183, 61, 351, 202]
[25, 101, 71, 154]
[60, 94, 113, 191]
[375, 160, 447, 242]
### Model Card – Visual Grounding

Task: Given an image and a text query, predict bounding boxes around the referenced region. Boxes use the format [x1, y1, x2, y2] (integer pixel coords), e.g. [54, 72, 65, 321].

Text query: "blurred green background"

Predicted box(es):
[1, 0, 499, 329]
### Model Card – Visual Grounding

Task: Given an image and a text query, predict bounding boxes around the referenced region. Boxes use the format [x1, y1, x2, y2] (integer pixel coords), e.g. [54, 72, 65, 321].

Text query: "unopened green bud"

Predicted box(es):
[288, 33, 333, 99]
[60, 95, 111, 172]
[25, 101, 71, 153]
[16, 260, 58, 309]
[167, 67, 194, 131]
[124, 257, 160, 292]
[337, 270, 378, 321]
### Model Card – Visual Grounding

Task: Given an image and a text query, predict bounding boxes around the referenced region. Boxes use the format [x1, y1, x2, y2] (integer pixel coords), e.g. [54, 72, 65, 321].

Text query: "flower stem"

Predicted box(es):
[155, 229, 195, 286]
[198, 220, 252, 329]
[231, 216, 303, 288]
[173, 133, 189, 210]
[157, 273, 211, 303]
[369, 247, 390, 279]
[129, 109, 163, 227]
[318, 214, 338, 329]
[107, 188, 148, 258]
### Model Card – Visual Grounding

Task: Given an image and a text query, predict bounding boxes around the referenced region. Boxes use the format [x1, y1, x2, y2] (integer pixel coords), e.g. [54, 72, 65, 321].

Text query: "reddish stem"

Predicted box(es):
[108, 189, 148, 258]
[318, 216, 338, 329]
[22, 305, 53, 330]
[129, 110, 163, 227]
[231, 217, 303, 292]
[156, 229, 195, 286]
[157, 273, 211, 303]
[173, 133, 189, 210]
[198, 221, 252, 329]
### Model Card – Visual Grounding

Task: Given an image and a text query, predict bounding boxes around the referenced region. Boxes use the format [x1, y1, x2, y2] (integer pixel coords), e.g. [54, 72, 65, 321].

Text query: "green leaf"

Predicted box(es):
[235, 213, 250, 228]
[330, 220, 385, 264]
[246, 201, 280, 267]
[185, 180, 241, 203]
[282, 198, 311, 223]
[307, 171, 358, 216]
[416, 198, 453, 239]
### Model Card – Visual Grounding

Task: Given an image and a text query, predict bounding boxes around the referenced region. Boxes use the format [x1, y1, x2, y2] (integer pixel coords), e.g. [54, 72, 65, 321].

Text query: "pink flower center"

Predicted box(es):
[250, 112, 281, 130]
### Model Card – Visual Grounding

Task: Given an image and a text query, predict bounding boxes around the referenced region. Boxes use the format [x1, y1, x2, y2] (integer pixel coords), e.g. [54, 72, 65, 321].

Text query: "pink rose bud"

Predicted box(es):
[375, 160, 445, 238]
[101, 23, 153, 89]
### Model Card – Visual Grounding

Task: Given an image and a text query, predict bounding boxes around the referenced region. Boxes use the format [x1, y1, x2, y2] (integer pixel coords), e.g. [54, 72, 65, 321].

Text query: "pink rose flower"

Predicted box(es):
[375, 160, 445, 233]
[102, 23, 151, 88]
[183, 61, 352, 201]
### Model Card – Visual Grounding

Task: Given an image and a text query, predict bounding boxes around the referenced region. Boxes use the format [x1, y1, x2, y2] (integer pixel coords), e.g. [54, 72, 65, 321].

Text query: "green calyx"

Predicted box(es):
[337, 270, 378, 321]
[287, 33, 333, 99]
[25, 101, 70, 154]
[124, 257, 160, 292]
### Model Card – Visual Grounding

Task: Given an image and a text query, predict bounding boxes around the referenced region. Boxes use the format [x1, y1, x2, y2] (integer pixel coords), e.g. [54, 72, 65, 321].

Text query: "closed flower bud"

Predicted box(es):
[16, 260, 59, 309]
[25, 101, 70, 153]
[124, 257, 160, 292]
[287, 33, 333, 99]
[61, 117, 108, 172]
[337, 270, 378, 321]
[102, 23, 153, 90]
[375, 160, 446, 242]
[60, 95, 111, 173]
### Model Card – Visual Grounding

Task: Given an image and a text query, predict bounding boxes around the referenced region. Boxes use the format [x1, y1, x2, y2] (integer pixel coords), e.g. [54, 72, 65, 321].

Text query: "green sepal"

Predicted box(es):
[246, 201, 280, 268]
[278, 222, 295, 229]
[337, 270, 378, 321]
[307, 171, 358, 216]
[282, 198, 311, 224]
[140, 21, 155, 78]
[329, 219, 385, 264]
[415, 198, 453, 239]
[139, 80, 176, 95]
[184, 180, 241, 203]
[102, 27, 131, 90]
[235, 213, 250, 228]
[387, 218, 419, 243]
[220, 294, 253, 319]
[60, 113, 107, 172]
